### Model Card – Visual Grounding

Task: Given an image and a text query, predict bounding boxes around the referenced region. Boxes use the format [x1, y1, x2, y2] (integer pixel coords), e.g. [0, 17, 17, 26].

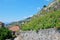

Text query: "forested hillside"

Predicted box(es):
[21, 0, 60, 31]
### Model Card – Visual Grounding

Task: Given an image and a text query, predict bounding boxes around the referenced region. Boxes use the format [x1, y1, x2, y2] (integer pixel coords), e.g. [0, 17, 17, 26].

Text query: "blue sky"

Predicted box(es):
[0, 0, 53, 23]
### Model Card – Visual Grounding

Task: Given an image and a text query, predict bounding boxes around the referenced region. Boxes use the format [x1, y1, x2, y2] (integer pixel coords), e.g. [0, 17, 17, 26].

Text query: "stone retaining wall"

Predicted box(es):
[14, 28, 60, 40]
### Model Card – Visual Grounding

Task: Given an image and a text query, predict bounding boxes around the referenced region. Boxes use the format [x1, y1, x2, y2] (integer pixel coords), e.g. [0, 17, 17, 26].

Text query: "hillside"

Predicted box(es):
[21, 0, 60, 31]
[13, 0, 60, 40]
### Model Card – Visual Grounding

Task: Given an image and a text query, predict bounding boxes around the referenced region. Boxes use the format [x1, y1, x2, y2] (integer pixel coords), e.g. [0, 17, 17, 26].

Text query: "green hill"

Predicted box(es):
[21, 0, 60, 31]
[22, 10, 60, 31]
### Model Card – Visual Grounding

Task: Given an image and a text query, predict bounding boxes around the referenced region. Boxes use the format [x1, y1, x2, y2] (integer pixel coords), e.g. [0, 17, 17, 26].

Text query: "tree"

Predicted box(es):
[0, 27, 12, 40]
[43, 5, 47, 8]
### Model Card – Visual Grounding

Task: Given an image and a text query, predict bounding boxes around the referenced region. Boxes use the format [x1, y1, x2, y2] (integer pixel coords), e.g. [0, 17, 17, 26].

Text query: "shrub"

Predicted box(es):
[0, 27, 12, 40]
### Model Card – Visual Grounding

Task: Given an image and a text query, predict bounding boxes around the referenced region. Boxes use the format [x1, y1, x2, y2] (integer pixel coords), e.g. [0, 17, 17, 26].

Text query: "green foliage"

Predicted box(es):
[0, 27, 12, 40]
[58, 0, 60, 2]
[21, 10, 60, 31]
[43, 5, 47, 8]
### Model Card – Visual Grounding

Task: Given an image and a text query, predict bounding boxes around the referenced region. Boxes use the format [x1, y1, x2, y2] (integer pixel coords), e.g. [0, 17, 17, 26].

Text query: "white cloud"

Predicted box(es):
[23, 15, 33, 19]
[37, 7, 41, 11]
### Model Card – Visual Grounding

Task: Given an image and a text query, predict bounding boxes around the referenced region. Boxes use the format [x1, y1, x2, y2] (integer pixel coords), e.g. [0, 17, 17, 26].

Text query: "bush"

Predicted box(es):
[0, 27, 12, 40]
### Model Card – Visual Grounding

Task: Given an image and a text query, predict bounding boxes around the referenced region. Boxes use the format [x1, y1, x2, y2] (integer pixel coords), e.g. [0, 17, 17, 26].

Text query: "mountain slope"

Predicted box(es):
[21, 0, 60, 31]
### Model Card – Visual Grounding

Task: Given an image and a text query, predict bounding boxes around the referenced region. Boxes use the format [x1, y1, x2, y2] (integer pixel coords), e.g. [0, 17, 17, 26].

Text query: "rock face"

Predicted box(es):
[14, 28, 60, 40]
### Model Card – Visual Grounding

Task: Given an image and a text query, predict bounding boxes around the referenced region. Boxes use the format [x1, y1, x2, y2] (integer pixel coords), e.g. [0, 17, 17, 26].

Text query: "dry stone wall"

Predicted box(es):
[14, 28, 60, 40]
